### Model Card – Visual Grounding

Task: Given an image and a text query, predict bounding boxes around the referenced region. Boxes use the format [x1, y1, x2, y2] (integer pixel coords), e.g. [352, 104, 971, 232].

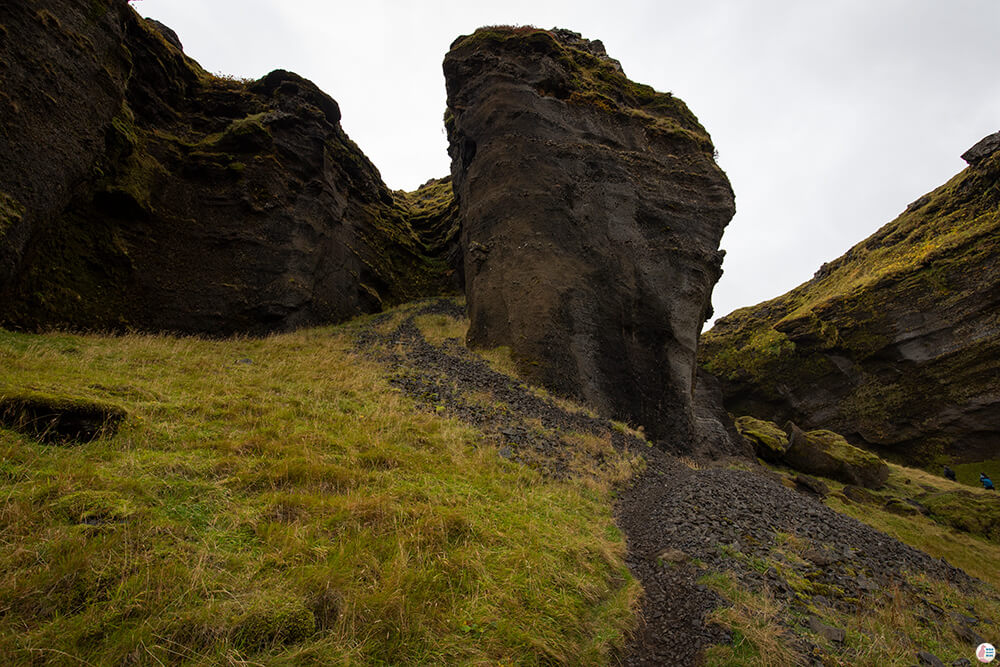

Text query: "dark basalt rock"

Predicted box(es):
[701, 133, 1000, 464]
[784, 422, 889, 489]
[444, 26, 736, 448]
[0, 0, 453, 335]
[961, 130, 1000, 166]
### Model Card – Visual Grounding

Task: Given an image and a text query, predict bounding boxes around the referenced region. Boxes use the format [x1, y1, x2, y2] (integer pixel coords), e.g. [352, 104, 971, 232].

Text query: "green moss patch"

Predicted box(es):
[734, 415, 788, 462]
[921, 491, 1000, 542]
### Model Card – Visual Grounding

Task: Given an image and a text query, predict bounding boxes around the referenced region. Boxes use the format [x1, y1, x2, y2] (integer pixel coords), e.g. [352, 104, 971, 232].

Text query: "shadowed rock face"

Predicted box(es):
[701, 134, 1000, 464]
[0, 0, 451, 335]
[444, 27, 735, 446]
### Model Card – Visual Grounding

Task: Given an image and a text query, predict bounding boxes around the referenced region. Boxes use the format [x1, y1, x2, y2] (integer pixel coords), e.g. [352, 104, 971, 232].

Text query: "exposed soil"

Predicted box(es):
[353, 299, 985, 666]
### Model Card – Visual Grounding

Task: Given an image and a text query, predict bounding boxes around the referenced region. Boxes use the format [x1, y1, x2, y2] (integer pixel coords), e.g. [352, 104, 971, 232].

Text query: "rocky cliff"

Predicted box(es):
[0, 0, 455, 335]
[444, 27, 737, 449]
[701, 133, 1000, 464]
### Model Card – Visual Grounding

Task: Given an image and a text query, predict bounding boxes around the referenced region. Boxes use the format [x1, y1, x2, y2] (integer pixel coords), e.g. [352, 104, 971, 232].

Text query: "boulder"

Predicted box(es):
[842, 484, 879, 504]
[734, 415, 789, 462]
[793, 474, 830, 497]
[700, 131, 1000, 464]
[961, 130, 1000, 166]
[444, 27, 735, 447]
[783, 423, 889, 489]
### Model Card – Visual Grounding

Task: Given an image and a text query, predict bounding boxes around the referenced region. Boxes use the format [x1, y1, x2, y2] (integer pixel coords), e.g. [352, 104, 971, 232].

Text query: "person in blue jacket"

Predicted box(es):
[981, 473, 995, 490]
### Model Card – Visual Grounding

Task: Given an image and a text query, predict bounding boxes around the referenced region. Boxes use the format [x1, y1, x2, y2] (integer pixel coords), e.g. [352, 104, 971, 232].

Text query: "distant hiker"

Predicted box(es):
[981, 473, 995, 491]
[943, 465, 956, 481]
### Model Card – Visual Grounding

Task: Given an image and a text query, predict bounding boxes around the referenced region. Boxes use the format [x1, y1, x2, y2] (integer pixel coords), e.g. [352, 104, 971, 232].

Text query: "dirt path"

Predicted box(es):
[353, 300, 978, 665]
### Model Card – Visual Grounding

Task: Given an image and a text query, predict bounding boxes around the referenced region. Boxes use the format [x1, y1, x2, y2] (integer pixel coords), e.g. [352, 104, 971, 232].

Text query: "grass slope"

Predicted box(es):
[0, 309, 638, 665]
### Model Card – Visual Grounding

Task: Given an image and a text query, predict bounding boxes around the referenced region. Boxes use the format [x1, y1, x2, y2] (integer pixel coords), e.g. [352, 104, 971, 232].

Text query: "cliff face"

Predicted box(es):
[444, 27, 736, 447]
[701, 134, 1000, 464]
[0, 0, 452, 335]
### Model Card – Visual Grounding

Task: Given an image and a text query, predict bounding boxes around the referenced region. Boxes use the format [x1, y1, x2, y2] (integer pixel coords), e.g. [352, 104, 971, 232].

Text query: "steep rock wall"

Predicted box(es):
[701, 135, 1000, 464]
[444, 27, 736, 447]
[0, 0, 452, 335]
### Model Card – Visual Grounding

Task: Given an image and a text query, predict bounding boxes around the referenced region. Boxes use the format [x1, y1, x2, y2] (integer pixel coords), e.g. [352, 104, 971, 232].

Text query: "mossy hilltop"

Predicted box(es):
[701, 142, 1000, 466]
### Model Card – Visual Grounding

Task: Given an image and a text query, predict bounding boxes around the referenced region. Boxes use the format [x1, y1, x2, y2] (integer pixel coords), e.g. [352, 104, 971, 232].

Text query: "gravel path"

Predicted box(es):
[353, 299, 982, 666]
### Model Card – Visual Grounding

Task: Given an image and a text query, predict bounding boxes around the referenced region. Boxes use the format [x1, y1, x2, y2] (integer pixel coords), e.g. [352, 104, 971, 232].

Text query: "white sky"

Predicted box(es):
[136, 0, 1000, 323]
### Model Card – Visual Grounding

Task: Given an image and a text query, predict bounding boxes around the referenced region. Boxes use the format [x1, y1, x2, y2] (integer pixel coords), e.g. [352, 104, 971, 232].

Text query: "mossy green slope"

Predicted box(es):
[0, 305, 637, 664]
[701, 146, 1000, 466]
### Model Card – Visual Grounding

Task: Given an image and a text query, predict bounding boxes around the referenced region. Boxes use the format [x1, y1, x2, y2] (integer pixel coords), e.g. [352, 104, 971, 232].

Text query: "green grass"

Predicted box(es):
[0, 315, 639, 664]
[952, 458, 1000, 489]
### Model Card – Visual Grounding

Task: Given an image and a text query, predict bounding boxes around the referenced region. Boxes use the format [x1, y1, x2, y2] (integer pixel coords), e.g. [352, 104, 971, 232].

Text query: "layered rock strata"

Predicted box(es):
[701, 134, 1000, 463]
[0, 0, 452, 335]
[444, 27, 736, 446]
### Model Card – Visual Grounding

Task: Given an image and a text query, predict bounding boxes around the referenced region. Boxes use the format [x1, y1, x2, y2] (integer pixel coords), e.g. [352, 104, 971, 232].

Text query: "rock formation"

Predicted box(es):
[0, 0, 455, 335]
[444, 27, 736, 447]
[701, 132, 1000, 464]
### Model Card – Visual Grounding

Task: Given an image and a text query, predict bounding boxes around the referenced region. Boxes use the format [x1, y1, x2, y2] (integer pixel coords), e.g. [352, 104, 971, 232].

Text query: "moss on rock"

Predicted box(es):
[734, 415, 789, 462]
[784, 423, 889, 489]
[921, 491, 1000, 542]
[230, 595, 317, 651]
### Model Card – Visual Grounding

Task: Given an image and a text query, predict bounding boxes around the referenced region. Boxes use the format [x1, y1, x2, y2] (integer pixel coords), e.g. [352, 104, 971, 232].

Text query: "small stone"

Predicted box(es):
[856, 574, 879, 592]
[655, 548, 689, 564]
[794, 474, 830, 497]
[808, 616, 846, 643]
[916, 650, 945, 667]
[498, 446, 514, 460]
[803, 548, 838, 567]
[952, 658, 972, 667]
[953, 622, 984, 646]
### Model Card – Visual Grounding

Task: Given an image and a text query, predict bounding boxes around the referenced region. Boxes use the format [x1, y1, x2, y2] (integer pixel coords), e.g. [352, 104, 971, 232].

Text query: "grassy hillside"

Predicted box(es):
[0, 304, 639, 665]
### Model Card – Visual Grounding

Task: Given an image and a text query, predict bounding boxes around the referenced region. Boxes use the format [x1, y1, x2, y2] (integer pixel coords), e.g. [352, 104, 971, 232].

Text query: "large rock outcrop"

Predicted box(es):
[0, 0, 454, 335]
[701, 133, 1000, 464]
[444, 27, 736, 447]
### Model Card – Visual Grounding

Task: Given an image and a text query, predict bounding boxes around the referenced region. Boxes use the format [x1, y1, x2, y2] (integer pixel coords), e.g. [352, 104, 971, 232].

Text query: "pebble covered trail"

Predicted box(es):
[354, 300, 982, 666]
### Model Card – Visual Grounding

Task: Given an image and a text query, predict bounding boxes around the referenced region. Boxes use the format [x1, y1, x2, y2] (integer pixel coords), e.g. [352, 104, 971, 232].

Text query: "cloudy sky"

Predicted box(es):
[137, 0, 1000, 324]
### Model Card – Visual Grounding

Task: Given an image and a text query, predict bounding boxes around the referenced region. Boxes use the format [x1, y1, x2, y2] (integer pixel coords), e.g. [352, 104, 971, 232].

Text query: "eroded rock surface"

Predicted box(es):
[444, 27, 736, 447]
[0, 0, 452, 335]
[702, 134, 1000, 464]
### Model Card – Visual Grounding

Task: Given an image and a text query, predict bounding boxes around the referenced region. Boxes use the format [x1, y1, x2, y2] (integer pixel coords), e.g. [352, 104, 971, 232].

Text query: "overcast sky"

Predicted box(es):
[137, 0, 1000, 324]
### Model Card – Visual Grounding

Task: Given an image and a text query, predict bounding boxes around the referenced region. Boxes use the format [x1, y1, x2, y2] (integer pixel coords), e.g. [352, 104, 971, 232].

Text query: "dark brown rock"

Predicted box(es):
[843, 484, 879, 504]
[962, 130, 1000, 166]
[807, 616, 846, 643]
[793, 474, 830, 497]
[0, 0, 453, 335]
[784, 423, 889, 489]
[444, 27, 735, 447]
[917, 651, 946, 667]
[700, 132, 1000, 464]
